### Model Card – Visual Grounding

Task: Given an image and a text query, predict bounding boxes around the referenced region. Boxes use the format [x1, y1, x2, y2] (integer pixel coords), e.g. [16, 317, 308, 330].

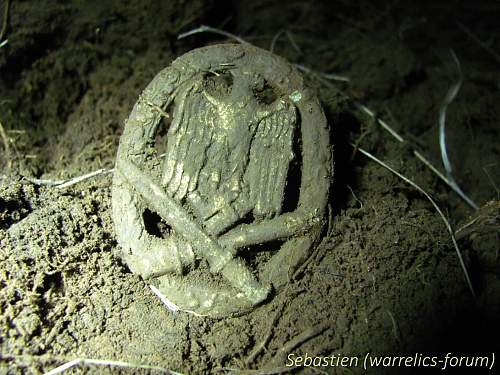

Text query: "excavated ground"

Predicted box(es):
[0, 1, 499, 374]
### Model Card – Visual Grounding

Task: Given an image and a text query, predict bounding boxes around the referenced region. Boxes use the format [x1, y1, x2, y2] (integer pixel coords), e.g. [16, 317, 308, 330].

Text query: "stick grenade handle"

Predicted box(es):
[116, 157, 270, 305]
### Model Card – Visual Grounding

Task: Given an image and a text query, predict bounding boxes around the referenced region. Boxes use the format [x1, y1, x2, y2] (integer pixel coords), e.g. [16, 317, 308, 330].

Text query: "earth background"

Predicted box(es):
[0, 0, 499, 374]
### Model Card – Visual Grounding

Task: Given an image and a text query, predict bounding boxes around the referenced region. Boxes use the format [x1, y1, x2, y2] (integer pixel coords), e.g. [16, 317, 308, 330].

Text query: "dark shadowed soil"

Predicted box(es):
[0, 1, 499, 374]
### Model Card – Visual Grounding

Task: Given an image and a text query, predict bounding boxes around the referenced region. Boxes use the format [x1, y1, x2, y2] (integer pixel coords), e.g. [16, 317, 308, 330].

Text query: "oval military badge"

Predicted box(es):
[112, 43, 332, 316]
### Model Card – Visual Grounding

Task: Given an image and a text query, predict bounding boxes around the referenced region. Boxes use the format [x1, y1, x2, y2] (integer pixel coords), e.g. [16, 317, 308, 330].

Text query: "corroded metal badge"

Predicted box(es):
[112, 43, 332, 316]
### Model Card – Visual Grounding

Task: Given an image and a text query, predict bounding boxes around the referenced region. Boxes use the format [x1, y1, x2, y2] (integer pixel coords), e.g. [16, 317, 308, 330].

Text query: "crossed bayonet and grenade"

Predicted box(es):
[112, 43, 332, 316]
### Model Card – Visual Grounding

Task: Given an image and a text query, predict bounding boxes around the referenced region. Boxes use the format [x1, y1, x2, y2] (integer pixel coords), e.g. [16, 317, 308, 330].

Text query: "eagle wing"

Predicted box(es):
[246, 101, 297, 219]
[162, 83, 217, 201]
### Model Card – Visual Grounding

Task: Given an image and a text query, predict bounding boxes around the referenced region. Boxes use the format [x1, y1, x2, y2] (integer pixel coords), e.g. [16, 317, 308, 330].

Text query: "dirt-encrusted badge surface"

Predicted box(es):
[112, 43, 332, 316]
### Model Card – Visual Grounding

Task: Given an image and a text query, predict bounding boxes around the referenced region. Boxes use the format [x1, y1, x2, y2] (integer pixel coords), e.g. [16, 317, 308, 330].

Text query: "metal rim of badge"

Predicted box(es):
[111, 43, 332, 317]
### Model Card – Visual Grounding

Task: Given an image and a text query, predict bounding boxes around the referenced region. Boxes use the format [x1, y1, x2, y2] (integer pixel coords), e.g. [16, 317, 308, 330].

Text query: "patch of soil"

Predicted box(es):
[1, 1, 499, 374]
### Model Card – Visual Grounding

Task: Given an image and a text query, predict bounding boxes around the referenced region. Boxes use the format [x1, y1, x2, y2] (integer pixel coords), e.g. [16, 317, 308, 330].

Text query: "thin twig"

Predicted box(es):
[438, 50, 478, 210]
[273, 322, 329, 364]
[413, 150, 450, 186]
[149, 284, 180, 313]
[0, 120, 12, 171]
[219, 366, 295, 374]
[177, 24, 248, 45]
[482, 163, 499, 197]
[269, 29, 285, 53]
[354, 145, 476, 297]
[22, 176, 67, 187]
[245, 303, 286, 366]
[23, 168, 113, 189]
[456, 21, 500, 65]
[56, 168, 113, 188]
[385, 310, 401, 343]
[295, 64, 350, 83]
[149, 284, 207, 317]
[346, 185, 363, 208]
[292, 205, 333, 280]
[21, 153, 169, 190]
[0, 0, 10, 45]
[285, 30, 301, 54]
[146, 100, 171, 118]
[354, 103, 404, 142]
[455, 200, 499, 240]
[44, 357, 180, 375]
